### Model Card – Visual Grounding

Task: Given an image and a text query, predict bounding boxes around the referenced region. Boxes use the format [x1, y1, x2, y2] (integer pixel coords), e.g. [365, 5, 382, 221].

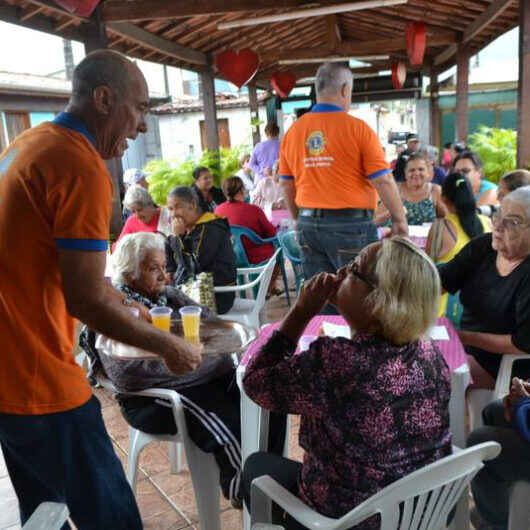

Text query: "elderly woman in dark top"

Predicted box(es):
[166, 186, 236, 314]
[241, 237, 451, 529]
[80, 232, 243, 503]
[191, 166, 226, 212]
[438, 186, 530, 389]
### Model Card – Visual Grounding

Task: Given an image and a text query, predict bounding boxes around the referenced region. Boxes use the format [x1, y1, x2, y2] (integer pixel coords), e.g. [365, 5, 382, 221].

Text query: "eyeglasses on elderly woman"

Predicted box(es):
[492, 211, 530, 235]
[346, 259, 377, 289]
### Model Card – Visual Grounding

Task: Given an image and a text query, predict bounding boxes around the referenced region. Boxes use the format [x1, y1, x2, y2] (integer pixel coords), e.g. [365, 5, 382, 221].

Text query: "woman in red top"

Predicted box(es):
[215, 176, 277, 264]
[113, 185, 171, 250]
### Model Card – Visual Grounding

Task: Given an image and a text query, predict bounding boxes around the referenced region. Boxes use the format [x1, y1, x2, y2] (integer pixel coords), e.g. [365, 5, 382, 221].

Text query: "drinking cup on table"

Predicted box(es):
[149, 306, 172, 332]
[179, 306, 202, 340]
[298, 335, 317, 352]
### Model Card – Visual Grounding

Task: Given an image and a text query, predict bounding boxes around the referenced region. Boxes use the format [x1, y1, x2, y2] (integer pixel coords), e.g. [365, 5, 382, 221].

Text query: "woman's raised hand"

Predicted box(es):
[294, 272, 341, 319]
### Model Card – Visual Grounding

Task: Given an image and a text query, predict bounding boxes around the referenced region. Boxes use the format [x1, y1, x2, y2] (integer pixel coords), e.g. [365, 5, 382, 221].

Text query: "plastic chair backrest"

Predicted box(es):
[278, 230, 301, 264]
[251, 442, 501, 530]
[230, 225, 278, 267]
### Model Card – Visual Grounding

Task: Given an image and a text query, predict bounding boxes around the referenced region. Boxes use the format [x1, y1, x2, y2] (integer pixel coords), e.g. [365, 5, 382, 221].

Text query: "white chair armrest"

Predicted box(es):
[494, 354, 530, 400]
[23, 503, 69, 530]
[238, 265, 267, 275]
[251, 476, 374, 530]
[214, 273, 265, 293]
[124, 387, 182, 409]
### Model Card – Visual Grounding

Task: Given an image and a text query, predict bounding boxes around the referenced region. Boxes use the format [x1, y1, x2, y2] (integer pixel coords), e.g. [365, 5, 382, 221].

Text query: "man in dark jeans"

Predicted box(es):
[279, 62, 408, 303]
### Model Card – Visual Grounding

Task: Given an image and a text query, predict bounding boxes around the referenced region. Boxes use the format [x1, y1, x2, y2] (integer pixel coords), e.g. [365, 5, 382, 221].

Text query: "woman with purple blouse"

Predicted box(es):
[249, 122, 280, 182]
[242, 237, 452, 529]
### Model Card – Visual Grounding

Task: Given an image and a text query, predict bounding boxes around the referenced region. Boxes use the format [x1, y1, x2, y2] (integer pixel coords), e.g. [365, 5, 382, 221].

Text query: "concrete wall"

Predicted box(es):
[121, 114, 162, 171]
[158, 105, 267, 161]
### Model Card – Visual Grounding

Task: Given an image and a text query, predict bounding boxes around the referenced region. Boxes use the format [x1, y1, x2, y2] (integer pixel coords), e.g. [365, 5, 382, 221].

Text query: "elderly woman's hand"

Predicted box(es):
[294, 272, 340, 320]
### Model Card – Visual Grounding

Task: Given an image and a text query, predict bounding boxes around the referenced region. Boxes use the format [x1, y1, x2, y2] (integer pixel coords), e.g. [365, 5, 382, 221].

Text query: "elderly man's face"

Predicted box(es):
[492, 199, 530, 260]
[99, 65, 149, 159]
[129, 248, 167, 298]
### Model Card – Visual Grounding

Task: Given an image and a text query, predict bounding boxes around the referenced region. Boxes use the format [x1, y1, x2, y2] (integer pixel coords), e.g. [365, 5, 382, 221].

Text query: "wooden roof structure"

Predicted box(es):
[0, 0, 521, 88]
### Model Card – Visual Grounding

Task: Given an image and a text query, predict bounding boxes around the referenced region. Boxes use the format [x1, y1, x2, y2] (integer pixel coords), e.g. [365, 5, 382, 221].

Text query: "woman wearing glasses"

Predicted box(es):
[438, 185, 530, 389]
[241, 237, 451, 529]
[453, 151, 498, 207]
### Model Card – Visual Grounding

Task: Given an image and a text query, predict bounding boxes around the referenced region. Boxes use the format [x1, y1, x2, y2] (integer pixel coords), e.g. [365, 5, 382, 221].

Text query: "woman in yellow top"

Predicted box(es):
[426, 172, 491, 316]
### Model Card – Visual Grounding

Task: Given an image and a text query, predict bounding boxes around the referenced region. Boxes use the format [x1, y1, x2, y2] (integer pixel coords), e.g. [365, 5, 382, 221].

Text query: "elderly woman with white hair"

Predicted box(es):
[79, 232, 286, 506]
[438, 185, 530, 389]
[241, 237, 451, 529]
[114, 184, 171, 249]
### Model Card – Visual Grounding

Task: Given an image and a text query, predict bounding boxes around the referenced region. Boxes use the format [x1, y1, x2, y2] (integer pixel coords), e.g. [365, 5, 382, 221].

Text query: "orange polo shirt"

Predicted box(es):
[279, 103, 391, 210]
[0, 115, 112, 415]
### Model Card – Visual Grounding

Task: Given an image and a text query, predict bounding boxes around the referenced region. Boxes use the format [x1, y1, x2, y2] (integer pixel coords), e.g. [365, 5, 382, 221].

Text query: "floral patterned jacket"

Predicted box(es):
[243, 331, 452, 529]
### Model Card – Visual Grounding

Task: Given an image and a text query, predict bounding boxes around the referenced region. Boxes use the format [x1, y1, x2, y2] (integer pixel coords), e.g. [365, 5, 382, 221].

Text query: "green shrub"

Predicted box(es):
[144, 145, 249, 205]
[468, 126, 517, 184]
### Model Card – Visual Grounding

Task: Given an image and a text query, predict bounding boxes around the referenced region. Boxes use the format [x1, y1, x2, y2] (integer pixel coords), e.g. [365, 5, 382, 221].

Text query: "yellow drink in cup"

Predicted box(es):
[179, 306, 202, 340]
[149, 307, 172, 332]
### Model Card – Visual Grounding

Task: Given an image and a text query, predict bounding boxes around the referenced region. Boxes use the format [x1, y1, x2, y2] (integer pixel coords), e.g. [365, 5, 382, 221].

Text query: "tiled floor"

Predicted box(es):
[0, 293, 296, 530]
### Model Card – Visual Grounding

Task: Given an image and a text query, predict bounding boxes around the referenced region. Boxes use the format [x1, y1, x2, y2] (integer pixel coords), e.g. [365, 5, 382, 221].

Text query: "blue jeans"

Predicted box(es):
[297, 215, 378, 277]
[297, 215, 377, 314]
[0, 396, 142, 529]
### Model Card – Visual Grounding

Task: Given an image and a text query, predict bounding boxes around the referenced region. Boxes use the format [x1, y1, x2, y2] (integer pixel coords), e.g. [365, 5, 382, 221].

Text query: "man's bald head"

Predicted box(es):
[71, 50, 141, 105]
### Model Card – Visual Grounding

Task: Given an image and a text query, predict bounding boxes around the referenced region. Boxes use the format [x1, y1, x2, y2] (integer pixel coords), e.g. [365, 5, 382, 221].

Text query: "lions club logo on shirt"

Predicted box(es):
[306, 131, 327, 156]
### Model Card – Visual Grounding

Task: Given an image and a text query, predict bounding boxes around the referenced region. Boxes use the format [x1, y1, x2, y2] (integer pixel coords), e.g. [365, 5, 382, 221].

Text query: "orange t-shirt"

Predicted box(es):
[0, 120, 113, 415]
[278, 104, 391, 210]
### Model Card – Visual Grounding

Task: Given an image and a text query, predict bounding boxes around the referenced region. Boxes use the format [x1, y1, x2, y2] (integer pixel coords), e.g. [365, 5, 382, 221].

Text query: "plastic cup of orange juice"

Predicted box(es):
[178, 306, 201, 340]
[149, 306, 172, 332]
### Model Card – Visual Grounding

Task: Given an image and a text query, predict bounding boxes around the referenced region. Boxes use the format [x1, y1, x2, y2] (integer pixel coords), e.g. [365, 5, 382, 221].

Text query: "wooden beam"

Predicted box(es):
[248, 84, 261, 146]
[261, 33, 457, 62]
[102, 0, 323, 22]
[430, 71, 440, 148]
[517, 0, 530, 168]
[24, 0, 87, 23]
[326, 14, 341, 51]
[201, 68, 220, 152]
[435, 0, 514, 65]
[106, 22, 207, 65]
[455, 43, 470, 142]
[19, 6, 44, 22]
[55, 18, 76, 32]
[0, 4, 84, 42]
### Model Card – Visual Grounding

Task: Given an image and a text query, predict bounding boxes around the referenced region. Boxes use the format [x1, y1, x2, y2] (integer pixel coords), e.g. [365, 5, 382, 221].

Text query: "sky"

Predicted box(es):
[0, 20, 520, 86]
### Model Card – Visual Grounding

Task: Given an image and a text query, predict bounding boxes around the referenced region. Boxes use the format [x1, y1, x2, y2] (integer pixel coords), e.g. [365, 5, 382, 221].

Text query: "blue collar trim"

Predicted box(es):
[311, 103, 344, 113]
[52, 112, 96, 147]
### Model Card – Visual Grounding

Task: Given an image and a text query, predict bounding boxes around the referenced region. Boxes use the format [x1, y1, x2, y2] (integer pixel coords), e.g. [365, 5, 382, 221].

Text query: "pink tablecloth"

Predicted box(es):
[241, 316, 467, 373]
[270, 209, 291, 228]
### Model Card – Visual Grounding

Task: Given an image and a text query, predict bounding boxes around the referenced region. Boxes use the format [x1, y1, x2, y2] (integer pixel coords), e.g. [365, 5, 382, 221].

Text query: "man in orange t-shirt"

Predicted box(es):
[279, 63, 408, 290]
[0, 51, 201, 528]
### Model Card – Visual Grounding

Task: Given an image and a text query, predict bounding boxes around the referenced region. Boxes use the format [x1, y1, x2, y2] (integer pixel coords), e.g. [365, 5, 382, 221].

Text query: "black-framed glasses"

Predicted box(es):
[347, 260, 376, 289]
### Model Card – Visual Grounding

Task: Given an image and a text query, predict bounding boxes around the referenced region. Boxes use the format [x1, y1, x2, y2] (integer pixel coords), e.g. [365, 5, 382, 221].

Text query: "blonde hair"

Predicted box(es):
[111, 232, 165, 285]
[367, 237, 440, 345]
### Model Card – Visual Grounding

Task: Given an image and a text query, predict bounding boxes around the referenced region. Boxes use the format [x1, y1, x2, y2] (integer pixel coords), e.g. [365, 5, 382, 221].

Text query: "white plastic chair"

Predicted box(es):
[250, 442, 501, 530]
[468, 354, 530, 430]
[96, 375, 221, 530]
[215, 248, 279, 330]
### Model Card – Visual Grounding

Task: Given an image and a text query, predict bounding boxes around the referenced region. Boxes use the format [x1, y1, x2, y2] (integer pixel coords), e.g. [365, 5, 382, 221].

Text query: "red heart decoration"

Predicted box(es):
[405, 22, 426, 66]
[391, 61, 407, 90]
[215, 49, 259, 89]
[52, 0, 102, 17]
[270, 72, 296, 98]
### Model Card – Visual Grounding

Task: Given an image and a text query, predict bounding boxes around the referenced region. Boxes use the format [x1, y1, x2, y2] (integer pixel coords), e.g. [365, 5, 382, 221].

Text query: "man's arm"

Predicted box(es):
[457, 330, 527, 355]
[371, 173, 408, 236]
[280, 178, 298, 220]
[59, 249, 201, 374]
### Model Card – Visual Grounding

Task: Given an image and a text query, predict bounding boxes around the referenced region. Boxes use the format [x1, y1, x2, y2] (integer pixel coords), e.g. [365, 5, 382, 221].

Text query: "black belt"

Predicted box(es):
[298, 208, 373, 219]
